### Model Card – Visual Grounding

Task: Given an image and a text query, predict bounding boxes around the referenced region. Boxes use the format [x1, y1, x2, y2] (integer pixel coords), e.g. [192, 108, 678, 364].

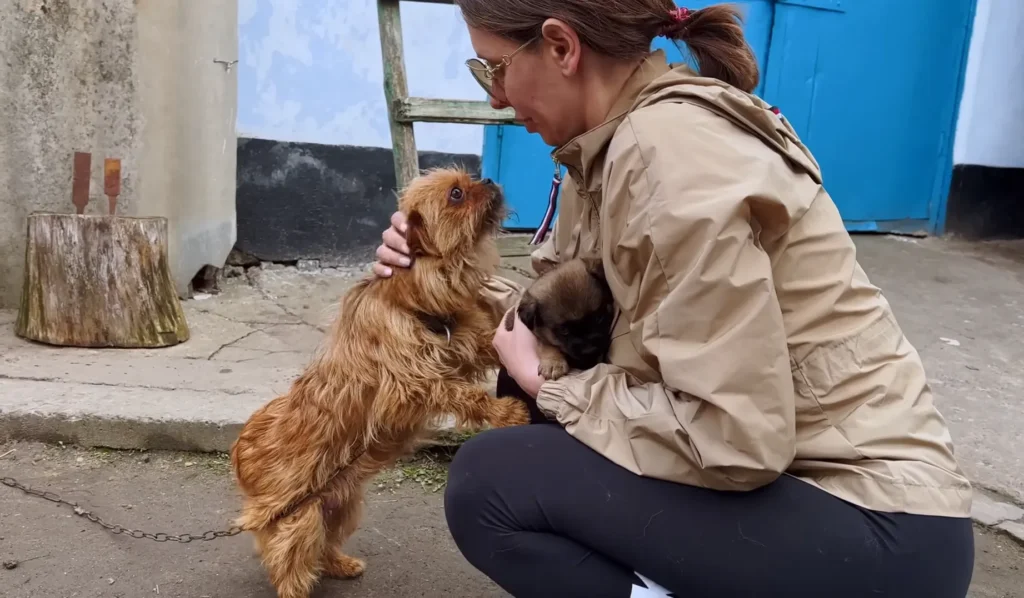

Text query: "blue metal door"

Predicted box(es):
[484, 0, 976, 234]
[761, 0, 975, 232]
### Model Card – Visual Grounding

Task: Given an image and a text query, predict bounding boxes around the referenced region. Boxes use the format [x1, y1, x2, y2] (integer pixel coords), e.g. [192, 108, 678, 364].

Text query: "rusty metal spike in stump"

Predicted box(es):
[104, 158, 121, 215]
[72, 152, 91, 214]
[15, 213, 190, 348]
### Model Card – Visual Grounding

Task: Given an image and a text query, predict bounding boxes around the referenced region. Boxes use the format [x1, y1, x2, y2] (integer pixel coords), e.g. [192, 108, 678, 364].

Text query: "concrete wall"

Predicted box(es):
[946, 0, 1024, 239]
[137, 0, 239, 296]
[0, 0, 237, 308]
[237, 0, 486, 153]
[233, 0, 485, 264]
[0, 0, 142, 308]
[953, 0, 1024, 169]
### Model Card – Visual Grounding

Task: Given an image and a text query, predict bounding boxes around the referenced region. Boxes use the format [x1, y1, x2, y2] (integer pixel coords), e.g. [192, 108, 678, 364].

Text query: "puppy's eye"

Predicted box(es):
[448, 187, 464, 203]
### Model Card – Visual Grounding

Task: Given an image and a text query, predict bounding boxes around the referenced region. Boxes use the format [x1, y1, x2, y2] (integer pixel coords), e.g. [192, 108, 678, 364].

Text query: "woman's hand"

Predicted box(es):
[372, 211, 413, 278]
[493, 307, 546, 398]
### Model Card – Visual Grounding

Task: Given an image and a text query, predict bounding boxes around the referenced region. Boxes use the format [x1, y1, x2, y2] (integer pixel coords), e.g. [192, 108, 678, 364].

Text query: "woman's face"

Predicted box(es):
[466, 24, 587, 148]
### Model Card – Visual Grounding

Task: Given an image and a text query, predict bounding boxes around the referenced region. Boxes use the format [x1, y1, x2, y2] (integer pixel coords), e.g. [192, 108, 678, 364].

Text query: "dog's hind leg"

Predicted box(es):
[256, 500, 327, 598]
[321, 485, 367, 579]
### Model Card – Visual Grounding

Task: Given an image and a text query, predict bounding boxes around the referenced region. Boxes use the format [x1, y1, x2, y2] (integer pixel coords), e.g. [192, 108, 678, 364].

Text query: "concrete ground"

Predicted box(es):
[1, 441, 1023, 598]
[0, 441, 506, 598]
[0, 238, 535, 452]
[1, 233, 1024, 593]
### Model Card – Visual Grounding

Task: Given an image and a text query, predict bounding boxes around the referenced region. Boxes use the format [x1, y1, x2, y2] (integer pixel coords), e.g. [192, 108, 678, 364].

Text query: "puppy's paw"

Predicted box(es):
[538, 356, 570, 381]
[324, 552, 366, 579]
[491, 397, 531, 427]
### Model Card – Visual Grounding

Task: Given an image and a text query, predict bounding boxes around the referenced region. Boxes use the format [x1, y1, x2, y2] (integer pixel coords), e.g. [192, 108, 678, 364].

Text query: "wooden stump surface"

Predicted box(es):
[15, 213, 190, 348]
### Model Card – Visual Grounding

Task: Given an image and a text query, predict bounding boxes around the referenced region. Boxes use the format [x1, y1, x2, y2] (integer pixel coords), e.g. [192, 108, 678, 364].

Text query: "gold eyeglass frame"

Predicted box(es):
[465, 36, 539, 98]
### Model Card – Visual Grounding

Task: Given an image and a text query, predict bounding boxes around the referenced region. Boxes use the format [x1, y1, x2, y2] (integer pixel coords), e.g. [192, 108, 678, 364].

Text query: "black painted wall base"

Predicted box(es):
[235, 137, 481, 265]
[945, 164, 1024, 240]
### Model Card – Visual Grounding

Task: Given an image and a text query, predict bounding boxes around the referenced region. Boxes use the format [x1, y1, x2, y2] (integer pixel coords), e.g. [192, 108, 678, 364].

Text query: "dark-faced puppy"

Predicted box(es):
[504, 256, 615, 380]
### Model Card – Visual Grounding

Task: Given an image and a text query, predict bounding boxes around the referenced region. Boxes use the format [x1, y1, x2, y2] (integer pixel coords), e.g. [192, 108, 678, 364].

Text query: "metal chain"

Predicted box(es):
[1, 476, 246, 543]
[503, 264, 536, 280]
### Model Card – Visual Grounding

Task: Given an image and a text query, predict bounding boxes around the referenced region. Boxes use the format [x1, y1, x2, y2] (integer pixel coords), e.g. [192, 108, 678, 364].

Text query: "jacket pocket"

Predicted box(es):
[789, 312, 906, 461]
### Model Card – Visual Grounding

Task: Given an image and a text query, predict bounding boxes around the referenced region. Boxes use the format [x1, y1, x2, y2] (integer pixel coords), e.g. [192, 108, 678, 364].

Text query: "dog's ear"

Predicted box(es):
[579, 256, 605, 281]
[517, 295, 542, 331]
[406, 210, 438, 258]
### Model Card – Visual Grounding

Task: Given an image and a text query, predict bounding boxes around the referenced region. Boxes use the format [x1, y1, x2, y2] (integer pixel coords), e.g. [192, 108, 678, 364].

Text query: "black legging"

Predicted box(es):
[443, 370, 975, 597]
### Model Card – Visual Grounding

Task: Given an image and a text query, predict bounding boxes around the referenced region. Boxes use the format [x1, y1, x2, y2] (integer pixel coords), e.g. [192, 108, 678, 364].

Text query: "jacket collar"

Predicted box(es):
[552, 50, 673, 196]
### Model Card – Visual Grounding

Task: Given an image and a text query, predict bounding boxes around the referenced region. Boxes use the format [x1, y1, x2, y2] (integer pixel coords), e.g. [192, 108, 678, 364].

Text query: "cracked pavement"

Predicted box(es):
[0, 264, 367, 452]
[0, 255, 533, 453]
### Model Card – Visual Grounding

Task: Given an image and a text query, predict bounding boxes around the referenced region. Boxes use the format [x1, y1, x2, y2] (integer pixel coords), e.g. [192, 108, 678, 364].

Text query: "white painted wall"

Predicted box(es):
[238, 0, 487, 155]
[953, 0, 1024, 168]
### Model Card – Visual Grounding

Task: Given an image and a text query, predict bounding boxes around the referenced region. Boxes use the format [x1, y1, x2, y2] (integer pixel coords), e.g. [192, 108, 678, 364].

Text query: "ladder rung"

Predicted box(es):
[395, 97, 519, 125]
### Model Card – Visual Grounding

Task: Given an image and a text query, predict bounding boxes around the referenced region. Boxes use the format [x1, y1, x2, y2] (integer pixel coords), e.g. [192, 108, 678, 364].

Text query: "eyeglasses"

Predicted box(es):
[465, 37, 538, 98]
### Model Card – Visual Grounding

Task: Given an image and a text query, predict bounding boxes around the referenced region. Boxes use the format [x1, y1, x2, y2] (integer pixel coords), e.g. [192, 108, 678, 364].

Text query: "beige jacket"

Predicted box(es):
[484, 50, 972, 518]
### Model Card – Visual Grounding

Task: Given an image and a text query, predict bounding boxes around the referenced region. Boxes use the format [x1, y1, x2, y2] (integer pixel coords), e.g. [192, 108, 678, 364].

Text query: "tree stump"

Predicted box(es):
[15, 213, 190, 348]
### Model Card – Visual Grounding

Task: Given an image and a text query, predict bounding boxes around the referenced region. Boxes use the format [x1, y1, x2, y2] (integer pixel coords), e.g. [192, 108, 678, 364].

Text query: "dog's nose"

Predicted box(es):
[481, 178, 494, 186]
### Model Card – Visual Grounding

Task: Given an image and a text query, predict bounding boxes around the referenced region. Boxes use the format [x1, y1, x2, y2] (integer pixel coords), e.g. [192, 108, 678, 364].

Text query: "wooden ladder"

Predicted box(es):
[376, 0, 518, 190]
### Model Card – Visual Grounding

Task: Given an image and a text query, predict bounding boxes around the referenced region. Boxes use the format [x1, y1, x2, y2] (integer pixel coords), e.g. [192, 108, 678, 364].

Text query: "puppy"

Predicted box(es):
[229, 168, 530, 598]
[504, 256, 615, 380]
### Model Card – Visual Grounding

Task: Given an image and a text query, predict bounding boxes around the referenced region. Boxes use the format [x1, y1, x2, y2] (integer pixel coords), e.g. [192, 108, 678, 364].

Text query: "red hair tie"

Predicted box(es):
[669, 7, 692, 22]
[660, 7, 692, 36]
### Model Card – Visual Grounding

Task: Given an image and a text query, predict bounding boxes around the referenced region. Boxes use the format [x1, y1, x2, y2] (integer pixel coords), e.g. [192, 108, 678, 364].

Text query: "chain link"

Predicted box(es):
[2, 476, 246, 544]
[503, 264, 536, 280]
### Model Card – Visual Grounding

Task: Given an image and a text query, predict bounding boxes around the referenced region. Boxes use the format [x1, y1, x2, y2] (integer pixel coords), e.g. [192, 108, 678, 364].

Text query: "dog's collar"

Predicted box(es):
[416, 311, 455, 343]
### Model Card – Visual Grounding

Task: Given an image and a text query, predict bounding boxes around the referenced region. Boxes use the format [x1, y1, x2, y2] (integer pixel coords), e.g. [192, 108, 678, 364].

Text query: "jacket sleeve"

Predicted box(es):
[534, 105, 797, 491]
[530, 228, 559, 276]
[479, 275, 523, 323]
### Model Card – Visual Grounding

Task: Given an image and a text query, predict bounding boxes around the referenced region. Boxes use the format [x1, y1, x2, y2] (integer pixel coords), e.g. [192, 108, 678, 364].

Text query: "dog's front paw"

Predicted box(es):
[538, 356, 570, 381]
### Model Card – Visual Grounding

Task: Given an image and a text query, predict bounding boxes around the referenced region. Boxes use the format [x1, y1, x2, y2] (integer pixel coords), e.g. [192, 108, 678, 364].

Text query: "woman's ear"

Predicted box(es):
[540, 18, 582, 77]
[405, 210, 438, 258]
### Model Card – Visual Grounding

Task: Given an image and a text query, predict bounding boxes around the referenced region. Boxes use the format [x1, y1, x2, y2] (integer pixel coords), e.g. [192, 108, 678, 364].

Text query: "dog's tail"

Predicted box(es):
[235, 492, 323, 532]
[235, 449, 381, 533]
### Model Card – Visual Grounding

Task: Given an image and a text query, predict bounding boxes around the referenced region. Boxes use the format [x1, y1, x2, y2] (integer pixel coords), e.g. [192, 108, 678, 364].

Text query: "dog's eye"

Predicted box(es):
[448, 187, 464, 203]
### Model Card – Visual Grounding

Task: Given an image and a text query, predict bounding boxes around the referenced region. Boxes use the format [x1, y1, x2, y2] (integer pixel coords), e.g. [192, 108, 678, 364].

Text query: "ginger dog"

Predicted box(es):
[229, 168, 530, 598]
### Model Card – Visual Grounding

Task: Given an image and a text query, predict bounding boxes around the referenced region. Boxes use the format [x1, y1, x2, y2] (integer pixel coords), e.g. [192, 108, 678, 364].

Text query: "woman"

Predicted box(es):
[373, 2, 975, 596]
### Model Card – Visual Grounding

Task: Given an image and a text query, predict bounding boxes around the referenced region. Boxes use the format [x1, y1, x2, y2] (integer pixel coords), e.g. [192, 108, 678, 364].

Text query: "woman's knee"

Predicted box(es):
[444, 429, 502, 548]
[444, 424, 565, 544]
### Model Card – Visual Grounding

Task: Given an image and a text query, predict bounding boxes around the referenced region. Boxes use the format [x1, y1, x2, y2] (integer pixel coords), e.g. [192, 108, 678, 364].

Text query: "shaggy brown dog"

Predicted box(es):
[229, 168, 530, 598]
[504, 256, 615, 380]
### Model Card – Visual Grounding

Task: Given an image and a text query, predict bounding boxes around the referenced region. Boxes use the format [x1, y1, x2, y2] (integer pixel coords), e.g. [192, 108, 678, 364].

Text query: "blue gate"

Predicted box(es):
[482, 0, 977, 234]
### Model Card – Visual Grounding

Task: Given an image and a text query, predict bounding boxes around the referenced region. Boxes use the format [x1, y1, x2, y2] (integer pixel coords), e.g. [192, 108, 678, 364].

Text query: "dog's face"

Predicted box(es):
[397, 168, 506, 260]
[518, 257, 615, 370]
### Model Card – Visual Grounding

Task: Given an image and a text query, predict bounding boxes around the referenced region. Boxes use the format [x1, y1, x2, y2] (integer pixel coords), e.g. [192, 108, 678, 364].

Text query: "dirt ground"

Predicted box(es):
[1, 441, 1022, 598]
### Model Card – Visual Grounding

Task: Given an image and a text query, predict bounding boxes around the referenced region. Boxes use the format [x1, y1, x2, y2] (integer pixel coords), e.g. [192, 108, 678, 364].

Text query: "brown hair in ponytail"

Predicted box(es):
[454, 1, 760, 93]
[662, 4, 759, 92]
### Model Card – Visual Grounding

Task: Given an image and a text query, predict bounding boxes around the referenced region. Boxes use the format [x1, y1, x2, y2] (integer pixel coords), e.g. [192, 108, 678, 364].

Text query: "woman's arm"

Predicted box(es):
[535, 102, 797, 492]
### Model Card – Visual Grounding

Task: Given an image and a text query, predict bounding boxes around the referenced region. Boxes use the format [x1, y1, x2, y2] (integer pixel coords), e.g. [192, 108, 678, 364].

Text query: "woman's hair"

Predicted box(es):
[454, 1, 760, 93]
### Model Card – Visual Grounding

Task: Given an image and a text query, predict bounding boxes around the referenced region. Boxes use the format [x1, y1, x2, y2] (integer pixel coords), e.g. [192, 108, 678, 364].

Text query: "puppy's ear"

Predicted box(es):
[502, 305, 518, 331]
[517, 295, 543, 332]
[579, 256, 605, 281]
[406, 210, 438, 258]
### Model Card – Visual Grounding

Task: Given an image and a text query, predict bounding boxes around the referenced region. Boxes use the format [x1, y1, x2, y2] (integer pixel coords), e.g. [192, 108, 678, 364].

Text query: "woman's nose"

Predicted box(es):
[489, 87, 510, 110]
